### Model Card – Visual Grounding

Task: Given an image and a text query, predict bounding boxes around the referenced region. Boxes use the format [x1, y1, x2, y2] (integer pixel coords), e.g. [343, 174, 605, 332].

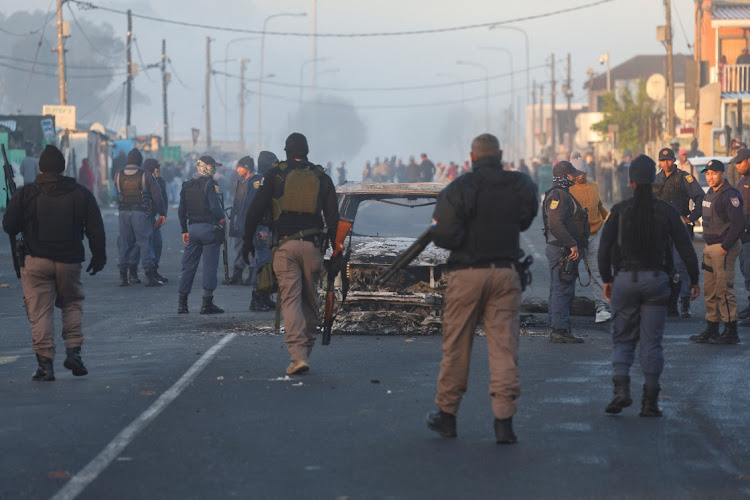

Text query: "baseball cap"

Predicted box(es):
[552, 160, 583, 178]
[678, 149, 688, 156]
[629, 155, 656, 184]
[731, 148, 750, 164]
[658, 148, 675, 161]
[199, 155, 222, 167]
[701, 159, 725, 173]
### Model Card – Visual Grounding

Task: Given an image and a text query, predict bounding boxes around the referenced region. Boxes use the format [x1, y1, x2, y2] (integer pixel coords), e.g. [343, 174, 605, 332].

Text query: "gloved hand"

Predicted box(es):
[86, 255, 106, 276]
[329, 253, 345, 274]
[242, 240, 255, 265]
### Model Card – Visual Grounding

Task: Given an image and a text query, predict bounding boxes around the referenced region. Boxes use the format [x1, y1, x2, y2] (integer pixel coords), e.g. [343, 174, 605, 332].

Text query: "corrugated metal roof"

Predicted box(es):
[713, 5, 750, 20]
[721, 92, 750, 99]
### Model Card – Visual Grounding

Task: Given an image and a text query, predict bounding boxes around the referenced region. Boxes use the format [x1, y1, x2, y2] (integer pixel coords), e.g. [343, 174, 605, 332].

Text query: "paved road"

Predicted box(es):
[1, 206, 749, 499]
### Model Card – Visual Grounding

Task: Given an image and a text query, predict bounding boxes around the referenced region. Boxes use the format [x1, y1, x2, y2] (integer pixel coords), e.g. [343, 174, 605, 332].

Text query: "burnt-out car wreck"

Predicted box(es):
[321, 182, 449, 335]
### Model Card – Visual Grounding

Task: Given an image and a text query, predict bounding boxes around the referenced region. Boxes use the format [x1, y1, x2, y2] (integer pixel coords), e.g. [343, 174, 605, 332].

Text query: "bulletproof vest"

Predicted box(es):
[118, 170, 145, 210]
[183, 176, 213, 223]
[614, 198, 671, 272]
[702, 183, 732, 240]
[654, 170, 690, 216]
[542, 186, 589, 245]
[272, 162, 323, 221]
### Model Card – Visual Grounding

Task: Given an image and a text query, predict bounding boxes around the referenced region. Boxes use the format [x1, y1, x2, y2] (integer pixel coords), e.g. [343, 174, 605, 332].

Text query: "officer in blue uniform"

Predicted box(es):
[690, 159, 744, 345]
[599, 154, 700, 417]
[543, 160, 589, 343]
[731, 148, 750, 326]
[116, 148, 166, 287]
[248, 151, 277, 312]
[177, 156, 226, 315]
[653, 147, 704, 318]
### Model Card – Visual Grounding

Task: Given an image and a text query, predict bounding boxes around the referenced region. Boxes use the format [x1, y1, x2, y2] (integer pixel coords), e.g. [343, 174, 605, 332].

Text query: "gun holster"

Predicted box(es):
[16, 239, 26, 268]
[516, 254, 533, 291]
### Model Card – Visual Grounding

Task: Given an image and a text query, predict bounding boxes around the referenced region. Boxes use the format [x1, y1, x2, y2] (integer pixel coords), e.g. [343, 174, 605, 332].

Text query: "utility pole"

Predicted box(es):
[666, 0, 675, 139]
[539, 83, 544, 158]
[532, 79, 536, 158]
[312, 0, 318, 96]
[566, 53, 573, 154]
[239, 58, 247, 152]
[126, 9, 132, 128]
[694, 0, 703, 139]
[55, 0, 67, 105]
[205, 36, 212, 151]
[550, 54, 556, 161]
[161, 39, 169, 146]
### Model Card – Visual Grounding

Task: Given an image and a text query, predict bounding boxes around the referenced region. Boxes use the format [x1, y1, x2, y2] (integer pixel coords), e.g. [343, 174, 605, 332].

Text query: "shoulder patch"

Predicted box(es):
[214, 184, 220, 194]
[685, 174, 694, 183]
[731, 196, 740, 208]
[550, 200, 559, 210]
[253, 180, 261, 189]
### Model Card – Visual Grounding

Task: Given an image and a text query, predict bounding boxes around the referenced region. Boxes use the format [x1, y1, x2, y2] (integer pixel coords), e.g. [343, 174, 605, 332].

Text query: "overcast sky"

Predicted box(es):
[4, 0, 696, 169]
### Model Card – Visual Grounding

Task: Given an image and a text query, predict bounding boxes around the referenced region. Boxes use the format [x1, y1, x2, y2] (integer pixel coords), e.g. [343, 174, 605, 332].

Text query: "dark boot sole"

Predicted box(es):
[605, 397, 632, 414]
[426, 412, 457, 438]
[63, 358, 88, 376]
[32, 374, 55, 381]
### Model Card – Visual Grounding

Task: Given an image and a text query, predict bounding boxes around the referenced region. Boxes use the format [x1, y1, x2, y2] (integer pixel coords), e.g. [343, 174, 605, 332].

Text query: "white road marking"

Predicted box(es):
[50, 333, 237, 500]
[521, 234, 544, 260]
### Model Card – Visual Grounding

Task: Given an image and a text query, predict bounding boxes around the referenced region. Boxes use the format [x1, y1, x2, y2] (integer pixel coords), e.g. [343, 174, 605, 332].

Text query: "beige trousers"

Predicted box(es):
[703, 241, 741, 322]
[20, 255, 85, 359]
[436, 266, 522, 420]
[273, 239, 323, 362]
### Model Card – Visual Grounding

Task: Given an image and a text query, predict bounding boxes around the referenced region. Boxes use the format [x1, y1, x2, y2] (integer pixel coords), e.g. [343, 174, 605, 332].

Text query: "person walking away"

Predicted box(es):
[143, 159, 169, 282]
[568, 151, 612, 323]
[615, 150, 632, 202]
[242, 133, 339, 375]
[598, 154, 699, 417]
[177, 156, 226, 314]
[690, 160, 744, 345]
[599, 151, 615, 204]
[543, 161, 590, 343]
[78, 158, 95, 192]
[426, 133, 538, 443]
[2, 145, 106, 381]
[225, 156, 255, 285]
[20, 143, 40, 186]
[653, 147, 704, 318]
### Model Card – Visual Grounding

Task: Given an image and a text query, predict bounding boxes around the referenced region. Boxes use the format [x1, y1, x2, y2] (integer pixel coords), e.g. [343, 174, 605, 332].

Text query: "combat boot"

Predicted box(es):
[708, 320, 740, 344]
[549, 328, 584, 344]
[129, 266, 141, 284]
[119, 269, 129, 286]
[679, 297, 691, 318]
[689, 321, 720, 343]
[178, 293, 189, 314]
[63, 347, 88, 376]
[639, 384, 663, 417]
[144, 269, 163, 287]
[223, 267, 244, 285]
[32, 354, 55, 382]
[250, 290, 270, 312]
[605, 375, 632, 414]
[426, 410, 457, 438]
[261, 292, 276, 310]
[154, 267, 169, 283]
[494, 417, 517, 444]
[200, 296, 224, 314]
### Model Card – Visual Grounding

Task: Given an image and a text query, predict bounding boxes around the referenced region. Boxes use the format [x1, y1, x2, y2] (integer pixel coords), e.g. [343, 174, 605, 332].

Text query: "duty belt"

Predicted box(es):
[452, 260, 513, 270]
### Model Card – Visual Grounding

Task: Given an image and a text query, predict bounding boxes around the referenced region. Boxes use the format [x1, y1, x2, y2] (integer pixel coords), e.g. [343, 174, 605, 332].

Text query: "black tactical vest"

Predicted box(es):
[614, 198, 671, 272]
[654, 170, 690, 216]
[702, 182, 733, 240]
[272, 162, 323, 221]
[118, 170, 145, 210]
[183, 176, 214, 223]
[543, 186, 589, 247]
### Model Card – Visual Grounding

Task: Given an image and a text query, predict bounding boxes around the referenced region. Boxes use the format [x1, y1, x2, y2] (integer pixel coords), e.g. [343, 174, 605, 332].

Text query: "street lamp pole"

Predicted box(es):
[480, 46, 515, 160]
[457, 60, 490, 131]
[258, 12, 307, 153]
[299, 57, 329, 104]
[224, 37, 260, 138]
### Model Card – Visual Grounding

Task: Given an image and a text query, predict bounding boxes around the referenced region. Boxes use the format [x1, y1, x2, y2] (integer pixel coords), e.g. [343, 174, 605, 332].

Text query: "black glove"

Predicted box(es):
[86, 256, 106, 276]
[328, 253, 345, 274]
[242, 241, 255, 265]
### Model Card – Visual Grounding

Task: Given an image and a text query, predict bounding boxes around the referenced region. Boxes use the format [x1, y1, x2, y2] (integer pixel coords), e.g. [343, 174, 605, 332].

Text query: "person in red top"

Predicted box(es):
[78, 158, 95, 192]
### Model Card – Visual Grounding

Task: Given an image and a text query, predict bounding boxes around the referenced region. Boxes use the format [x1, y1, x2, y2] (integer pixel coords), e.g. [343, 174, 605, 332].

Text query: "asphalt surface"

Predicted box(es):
[1, 205, 749, 500]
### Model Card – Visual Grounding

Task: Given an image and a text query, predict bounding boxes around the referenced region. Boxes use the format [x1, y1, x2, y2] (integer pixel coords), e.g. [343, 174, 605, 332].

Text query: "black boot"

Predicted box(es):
[178, 293, 189, 314]
[494, 417, 517, 444]
[426, 410, 457, 438]
[709, 320, 741, 344]
[549, 328, 584, 344]
[679, 297, 691, 318]
[689, 321, 720, 343]
[261, 292, 276, 310]
[154, 267, 169, 283]
[63, 347, 88, 376]
[200, 296, 224, 314]
[119, 269, 129, 287]
[129, 266, 141, 284]
[605, 375, 632, 414]
[32, 354, 55, 381]
[144, 269, 163, 287]
[250, 290, 270, 312]
[639, 384, 663, 417]
[223, 267, 244, 285]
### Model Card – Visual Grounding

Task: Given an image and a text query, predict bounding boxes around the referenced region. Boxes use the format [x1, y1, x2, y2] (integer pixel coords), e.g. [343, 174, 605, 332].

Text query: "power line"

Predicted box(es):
[68, 0, 615, 38]
[0, 10, 57, 37]
[0, 54, 120, 70]
[671, 0, 692, 51]
[65, 2, 128, 58]
[0, 60, 126, 78]
[78, 80, 126, 118]
[168, 58, 192, 90]
[133, 37, 155, 82]
[17, 0, 58, 113]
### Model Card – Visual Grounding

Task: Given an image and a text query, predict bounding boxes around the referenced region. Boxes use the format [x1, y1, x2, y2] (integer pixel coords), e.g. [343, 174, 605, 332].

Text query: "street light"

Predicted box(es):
[480, 46, 515, 160]
[456, 60, 490, 131]
[299, 57, 329, 104]
[600, 53, 611, 92]
[224, 37, 260, 137]
[258, 11, 307, 152]
[435, 73, 465, 102]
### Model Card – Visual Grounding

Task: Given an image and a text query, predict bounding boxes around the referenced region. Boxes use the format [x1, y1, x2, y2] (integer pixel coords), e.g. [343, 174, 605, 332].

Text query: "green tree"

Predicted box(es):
[592, 79, 662, 153]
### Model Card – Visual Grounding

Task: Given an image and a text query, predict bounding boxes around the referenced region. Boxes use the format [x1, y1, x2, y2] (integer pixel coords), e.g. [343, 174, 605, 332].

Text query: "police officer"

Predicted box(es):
[543, 160, 590, 343]
[2, 145, 106, 381]
[653, 147, 704, 318]
[690, 159, 744, 345]
[116, 148, 166, 287]
[731, 148, 750, 325]
[225, 156, 255, 286]
[248, 151, 278, 312]
[242, 133, 339, 375]
[425, 133, 538, 444]
[598, 155, 699, 417]
[177, 156, 226, 315]
[143, 158, 169, 283]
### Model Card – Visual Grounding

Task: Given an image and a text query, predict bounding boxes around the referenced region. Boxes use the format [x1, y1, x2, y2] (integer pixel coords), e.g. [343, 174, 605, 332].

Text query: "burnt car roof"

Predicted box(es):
[336, 182, 446, 196]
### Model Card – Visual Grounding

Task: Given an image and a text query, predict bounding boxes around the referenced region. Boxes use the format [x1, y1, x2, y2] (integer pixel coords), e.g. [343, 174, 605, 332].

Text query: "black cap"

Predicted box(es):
[237, 156, 254, 170]
[701, 159, 725, 173]
[284, 132, 309, 158]
[39, 145, 65, 173]
[552, 160, 583, 178]
[199, 155, 222, 167]
[257, 151, 278, 175]
[629, 155, 656, 184]
[658, 148, 675, 161]
[731, 148, 750, 164]
[143, 158, 160, 173]
[127, 148, 143, 167]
